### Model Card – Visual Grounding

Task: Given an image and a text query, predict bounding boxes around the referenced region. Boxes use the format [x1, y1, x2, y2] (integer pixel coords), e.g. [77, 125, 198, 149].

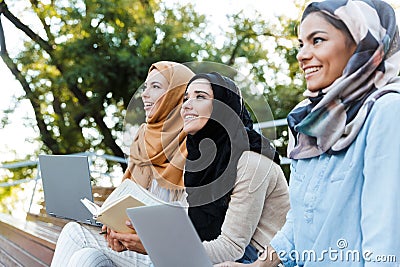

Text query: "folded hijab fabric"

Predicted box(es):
[184, 72, 279, 241]
[287, 0, 400, 159]
[123, 61, 194, 190]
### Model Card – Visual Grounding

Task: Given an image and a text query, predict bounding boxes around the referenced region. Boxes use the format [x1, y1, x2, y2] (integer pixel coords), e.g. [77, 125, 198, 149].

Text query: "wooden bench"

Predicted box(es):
[0, 186, 115, 266]
[0, 213, 60, 267]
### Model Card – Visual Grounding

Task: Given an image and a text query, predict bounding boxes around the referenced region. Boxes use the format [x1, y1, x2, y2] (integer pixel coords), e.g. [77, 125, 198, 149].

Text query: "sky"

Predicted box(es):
[0, 0, 399, 163]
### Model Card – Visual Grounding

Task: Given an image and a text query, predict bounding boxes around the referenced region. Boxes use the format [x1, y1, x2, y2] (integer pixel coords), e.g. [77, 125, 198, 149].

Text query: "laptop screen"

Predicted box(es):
[39, 155, 100, 226]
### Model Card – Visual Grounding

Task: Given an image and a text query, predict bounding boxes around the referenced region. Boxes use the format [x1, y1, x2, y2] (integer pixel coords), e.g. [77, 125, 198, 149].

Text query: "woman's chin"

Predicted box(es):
[145, 112, 153, 119]
[183, 127, 197, 136]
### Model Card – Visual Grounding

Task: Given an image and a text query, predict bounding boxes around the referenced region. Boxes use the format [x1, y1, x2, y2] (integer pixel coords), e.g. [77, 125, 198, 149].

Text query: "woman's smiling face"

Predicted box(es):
[180, 78, 214, 135]
[141, 69, 169, 119]
[297, 12, 357, 92]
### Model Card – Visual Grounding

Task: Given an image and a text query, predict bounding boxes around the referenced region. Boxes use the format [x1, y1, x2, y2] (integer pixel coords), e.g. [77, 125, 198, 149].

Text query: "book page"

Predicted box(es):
[81, 179, 171, 231]
[80, 198, 100, 216]
[100, 179, 167, 212]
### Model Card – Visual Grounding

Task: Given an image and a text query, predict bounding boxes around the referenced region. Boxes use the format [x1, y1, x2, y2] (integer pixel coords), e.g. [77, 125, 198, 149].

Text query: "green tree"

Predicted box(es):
[0, 0, 310, 203]
[0, 0, 218, 212]
[0, 0, 212, 164]
[211, 2, 306, 176]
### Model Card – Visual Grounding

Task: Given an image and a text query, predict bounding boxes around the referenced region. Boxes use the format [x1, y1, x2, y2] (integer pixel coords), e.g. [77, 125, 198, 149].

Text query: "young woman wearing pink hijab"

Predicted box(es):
[218, 0, 400, 266]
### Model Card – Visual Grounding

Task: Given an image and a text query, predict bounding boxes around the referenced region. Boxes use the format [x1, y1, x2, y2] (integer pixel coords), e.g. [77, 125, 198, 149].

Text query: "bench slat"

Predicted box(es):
[0, 186, 114, 266]
[0, 234, 45, 267]
[0, 214, 60, 266]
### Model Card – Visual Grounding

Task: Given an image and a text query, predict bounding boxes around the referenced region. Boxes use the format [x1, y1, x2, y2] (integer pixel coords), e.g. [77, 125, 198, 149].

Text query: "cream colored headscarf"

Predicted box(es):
[122, 61, 194, 190]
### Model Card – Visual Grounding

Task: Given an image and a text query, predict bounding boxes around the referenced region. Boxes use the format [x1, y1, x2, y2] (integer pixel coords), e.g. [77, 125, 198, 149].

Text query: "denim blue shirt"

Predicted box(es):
[271, 93, 400, 266]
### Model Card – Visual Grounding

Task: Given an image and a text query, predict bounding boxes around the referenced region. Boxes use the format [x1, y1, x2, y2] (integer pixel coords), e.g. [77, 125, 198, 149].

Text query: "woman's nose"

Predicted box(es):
[296, 45, 312, 62]
[141, 87, 149, 98]
[181, 98, 192, 110]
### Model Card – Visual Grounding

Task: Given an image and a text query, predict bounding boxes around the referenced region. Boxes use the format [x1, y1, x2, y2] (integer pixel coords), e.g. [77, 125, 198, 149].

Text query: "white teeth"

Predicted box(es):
[304, 67, 321, 74]
[185, 115, 196, 119]
[144, 103, 153, 107]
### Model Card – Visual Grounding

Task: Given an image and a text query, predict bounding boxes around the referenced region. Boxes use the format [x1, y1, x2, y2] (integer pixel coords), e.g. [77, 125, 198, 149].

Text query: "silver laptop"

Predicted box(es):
[38, 154, 101, 227]
[126, 204, 213, 267]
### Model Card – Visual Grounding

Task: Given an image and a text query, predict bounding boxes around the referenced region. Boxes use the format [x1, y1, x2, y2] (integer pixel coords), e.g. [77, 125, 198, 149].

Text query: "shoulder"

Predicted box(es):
[358, 91, 400, 149]
[373, 91, 400, 108]
[237, 151, 277, 171]
[237, 151, 283, 192]
[367, 91, 400, 122]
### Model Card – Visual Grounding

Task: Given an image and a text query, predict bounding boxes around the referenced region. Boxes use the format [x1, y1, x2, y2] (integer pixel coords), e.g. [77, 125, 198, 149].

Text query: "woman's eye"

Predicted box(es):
[196, 94, 206, 99]
[313, 37, 324, 45]
[298, 42, 304, 49]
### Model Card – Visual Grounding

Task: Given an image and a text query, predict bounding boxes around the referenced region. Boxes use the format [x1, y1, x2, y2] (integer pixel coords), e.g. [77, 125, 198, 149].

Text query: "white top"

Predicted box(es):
[148, 178, 187, 205]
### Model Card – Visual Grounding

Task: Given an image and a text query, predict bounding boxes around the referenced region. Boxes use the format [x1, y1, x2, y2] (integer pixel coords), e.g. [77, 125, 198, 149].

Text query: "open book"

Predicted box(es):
[81, 179, 167, 233]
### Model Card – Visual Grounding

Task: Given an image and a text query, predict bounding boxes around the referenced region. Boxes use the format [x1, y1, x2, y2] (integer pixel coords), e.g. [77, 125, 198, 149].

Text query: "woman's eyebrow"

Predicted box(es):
[144, 81, 162, 86]
[301, 30, 328, 42]
[150, 81, 162, 86]
[193, 90, 212, 96]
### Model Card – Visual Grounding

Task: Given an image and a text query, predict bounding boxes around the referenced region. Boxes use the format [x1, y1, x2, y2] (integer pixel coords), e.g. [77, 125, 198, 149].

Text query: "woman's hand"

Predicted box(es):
[108, 220, 148, 255]
[102, 225, 127, 252]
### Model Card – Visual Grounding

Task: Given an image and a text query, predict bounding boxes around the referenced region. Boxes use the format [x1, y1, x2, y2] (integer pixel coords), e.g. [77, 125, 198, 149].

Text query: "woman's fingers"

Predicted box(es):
[125, 220, 136, 230]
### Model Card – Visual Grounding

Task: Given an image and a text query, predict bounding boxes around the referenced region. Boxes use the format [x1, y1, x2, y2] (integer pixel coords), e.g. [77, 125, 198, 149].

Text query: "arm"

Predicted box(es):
[361, 94, 400, 265]
[268, 209, 295, 267]
[213, 157, 300, 267]
[203, 152, 278, 263]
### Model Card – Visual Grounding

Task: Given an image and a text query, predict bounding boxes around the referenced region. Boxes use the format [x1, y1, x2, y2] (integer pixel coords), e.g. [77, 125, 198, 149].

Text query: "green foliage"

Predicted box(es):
[1, 0, 311, 202]
[7, 0, 213, 157]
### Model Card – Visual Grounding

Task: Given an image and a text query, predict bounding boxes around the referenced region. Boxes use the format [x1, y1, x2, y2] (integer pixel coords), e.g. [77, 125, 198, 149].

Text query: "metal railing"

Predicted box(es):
[0, 118, 289, 215]
[0, 152, 127, 188]
[0, 118, 290, 189]
[254, 118, 290, 165]
[0, 152, 128, 215]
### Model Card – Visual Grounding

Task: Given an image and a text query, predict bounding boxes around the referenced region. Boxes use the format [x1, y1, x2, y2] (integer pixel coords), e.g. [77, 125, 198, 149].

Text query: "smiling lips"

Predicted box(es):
[304, 66, 322, 79]
[143, 102, 154, 110]
[183, 114, 197, 121]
